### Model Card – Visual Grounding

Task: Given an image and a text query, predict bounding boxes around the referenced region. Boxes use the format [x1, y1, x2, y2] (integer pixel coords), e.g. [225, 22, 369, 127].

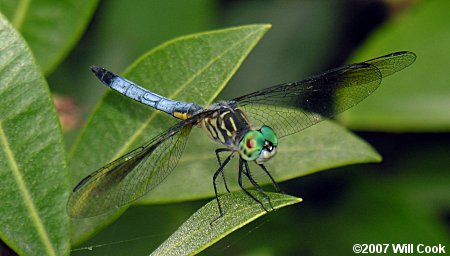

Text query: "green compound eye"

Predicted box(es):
[260, 125, 277, 146]
[239, 130, 265, 161]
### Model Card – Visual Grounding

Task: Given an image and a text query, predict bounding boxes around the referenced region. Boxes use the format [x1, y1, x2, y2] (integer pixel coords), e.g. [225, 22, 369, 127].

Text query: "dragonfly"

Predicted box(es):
[67, 51, 416, 218]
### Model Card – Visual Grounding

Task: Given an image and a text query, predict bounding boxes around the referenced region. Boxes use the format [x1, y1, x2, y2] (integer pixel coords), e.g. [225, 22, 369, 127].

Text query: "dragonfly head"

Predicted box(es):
[239, 125, 278, 164]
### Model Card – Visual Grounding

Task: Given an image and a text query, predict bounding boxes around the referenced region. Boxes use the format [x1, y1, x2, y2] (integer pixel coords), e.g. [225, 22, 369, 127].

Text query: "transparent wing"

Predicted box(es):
[233, 51, 416, 138]
[67, 120, 195, 218]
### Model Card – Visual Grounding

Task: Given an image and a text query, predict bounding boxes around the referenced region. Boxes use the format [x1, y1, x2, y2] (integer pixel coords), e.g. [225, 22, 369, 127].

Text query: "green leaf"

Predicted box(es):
[0, 0, 99, 74]
[68, 24, 272, 245]
[139, 120, 381, 204]
[0, 13, 69, 256]
[150, 192, 301, 256]
[343, 0, 450, 131]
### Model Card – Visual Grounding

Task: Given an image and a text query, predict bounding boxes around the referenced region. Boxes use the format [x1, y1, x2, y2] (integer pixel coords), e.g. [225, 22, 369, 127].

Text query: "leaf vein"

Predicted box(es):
[12, 0, 31, 29]
[0, 121, 56, 256]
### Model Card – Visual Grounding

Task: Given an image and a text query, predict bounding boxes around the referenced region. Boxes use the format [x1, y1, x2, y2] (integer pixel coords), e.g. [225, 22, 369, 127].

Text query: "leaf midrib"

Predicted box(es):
[0, 121, 56, 256]
[111, 28, 264, 161]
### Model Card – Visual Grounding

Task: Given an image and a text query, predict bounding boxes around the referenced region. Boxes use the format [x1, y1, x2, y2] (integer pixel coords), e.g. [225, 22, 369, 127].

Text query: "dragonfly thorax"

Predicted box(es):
[199, 104, 251, 148]
[239, 125, 278, 164]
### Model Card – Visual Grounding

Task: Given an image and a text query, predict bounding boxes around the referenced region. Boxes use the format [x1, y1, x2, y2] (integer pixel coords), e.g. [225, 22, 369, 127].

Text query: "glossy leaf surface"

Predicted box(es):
[0, 13, 69, 256]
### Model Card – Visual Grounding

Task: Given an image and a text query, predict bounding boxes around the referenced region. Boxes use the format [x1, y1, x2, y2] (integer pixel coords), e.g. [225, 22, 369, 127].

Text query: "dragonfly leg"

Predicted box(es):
[244, 162, 274, 211]
[258, 164, 282, 193]
[215, 148, 232, 193]
[212, 152, 234, 222]
[238, 158, 268, 212]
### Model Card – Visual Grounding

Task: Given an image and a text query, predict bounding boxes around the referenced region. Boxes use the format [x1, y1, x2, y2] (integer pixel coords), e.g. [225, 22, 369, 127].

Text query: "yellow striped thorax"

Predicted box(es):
[199, 104, 250, 147]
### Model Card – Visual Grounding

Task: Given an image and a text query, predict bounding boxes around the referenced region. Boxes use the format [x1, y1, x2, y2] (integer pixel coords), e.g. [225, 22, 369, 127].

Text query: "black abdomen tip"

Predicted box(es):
[90, 65, 103, 74]
[90, 66, 117, 85]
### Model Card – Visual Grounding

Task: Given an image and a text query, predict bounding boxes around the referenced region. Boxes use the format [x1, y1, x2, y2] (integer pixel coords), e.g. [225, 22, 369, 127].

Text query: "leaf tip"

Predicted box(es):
[263, 23, 272, 29]
[368, 149, 382, 163]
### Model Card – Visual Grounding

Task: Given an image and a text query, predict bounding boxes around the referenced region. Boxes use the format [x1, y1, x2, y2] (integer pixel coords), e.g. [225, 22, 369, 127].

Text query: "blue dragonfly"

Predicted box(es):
[67, 51, 416, 218]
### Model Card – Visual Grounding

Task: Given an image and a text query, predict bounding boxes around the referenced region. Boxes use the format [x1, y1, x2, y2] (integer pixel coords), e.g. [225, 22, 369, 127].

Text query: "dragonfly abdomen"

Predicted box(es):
[91, 66, 203, 120]
[200, 105, 250, 147]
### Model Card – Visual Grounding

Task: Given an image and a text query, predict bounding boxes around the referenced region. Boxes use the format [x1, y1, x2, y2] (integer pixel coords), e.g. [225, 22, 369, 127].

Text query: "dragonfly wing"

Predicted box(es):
[233, 51, 416, 138]
[67, 120, 194, 218]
